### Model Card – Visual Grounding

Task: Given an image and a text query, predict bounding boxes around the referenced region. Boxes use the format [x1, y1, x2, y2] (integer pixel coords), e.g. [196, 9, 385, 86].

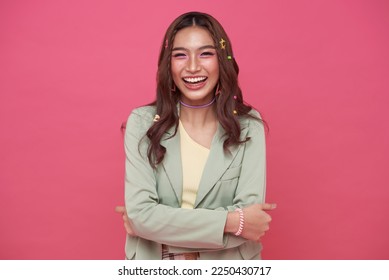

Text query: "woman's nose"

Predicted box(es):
[186, 55, 201, 72]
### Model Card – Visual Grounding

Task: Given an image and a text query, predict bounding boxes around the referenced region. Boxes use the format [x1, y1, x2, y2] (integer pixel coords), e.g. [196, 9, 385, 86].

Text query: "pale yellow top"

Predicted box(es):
[179, 120, 210, 209]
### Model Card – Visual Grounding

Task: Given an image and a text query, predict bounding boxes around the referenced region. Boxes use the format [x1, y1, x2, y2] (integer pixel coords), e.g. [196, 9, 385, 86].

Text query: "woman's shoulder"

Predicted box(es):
[126, 105, 156, 133]
[247, 108, 261, 119]
[130, 105, 157, 118]
[240, 108, 262, 126]
[239, 108, 265, 136]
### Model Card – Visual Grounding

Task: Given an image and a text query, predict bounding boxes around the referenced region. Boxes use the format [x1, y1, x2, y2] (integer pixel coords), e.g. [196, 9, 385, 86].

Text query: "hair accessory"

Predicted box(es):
[233, 95, 237, 100]
[233, 110, 238, 115]
[153, 114, 160, 122]
[227, 55, 232, 60]
[234, 208, 244, 236]
[219, 38, 226, 49]
[180, 97, 216, 109]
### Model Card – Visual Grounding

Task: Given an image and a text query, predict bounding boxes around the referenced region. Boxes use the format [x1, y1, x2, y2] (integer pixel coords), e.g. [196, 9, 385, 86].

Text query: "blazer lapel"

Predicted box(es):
[159, 116, 251, 208]
[194, 118, 250, 207]
[160, 124, 183, 205]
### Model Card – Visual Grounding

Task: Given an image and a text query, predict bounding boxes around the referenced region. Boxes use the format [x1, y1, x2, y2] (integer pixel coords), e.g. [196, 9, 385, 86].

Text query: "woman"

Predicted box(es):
[116, 11, 276, 260]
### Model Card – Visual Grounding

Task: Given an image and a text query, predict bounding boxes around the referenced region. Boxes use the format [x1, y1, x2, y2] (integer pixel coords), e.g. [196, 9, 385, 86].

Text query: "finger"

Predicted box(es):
[256, 233, 265, 243]
[258, 233, 265, 242]
[260, 203, 277, 211]
[122, 214, 129, 222]
[124, 224, 133, 235]
[124, 223, 135, 235]
[115, 206, 126, 213]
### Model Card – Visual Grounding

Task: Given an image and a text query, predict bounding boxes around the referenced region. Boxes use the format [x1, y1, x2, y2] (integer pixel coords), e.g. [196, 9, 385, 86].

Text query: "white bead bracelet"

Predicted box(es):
[234, 208, 244, 236]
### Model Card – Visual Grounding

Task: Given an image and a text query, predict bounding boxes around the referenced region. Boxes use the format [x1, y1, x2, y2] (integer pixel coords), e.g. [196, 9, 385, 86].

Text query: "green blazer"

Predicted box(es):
[124, 106, 266, 260]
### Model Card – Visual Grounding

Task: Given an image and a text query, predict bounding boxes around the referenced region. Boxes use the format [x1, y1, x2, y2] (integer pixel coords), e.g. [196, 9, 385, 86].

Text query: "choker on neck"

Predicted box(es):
[180, 97, 216, 109]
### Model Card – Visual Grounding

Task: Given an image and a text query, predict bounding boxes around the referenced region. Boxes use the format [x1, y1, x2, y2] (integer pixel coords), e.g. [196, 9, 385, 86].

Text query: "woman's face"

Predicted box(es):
[171, 26, 219, 105]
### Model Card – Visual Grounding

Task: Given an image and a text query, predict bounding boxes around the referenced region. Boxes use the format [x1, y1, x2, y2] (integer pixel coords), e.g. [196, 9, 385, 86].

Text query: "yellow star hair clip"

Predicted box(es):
[219, 38, 226, 49]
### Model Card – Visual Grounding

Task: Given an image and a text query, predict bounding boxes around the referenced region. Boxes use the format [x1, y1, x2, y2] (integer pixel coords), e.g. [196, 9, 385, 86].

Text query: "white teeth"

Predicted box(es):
[183, 77, 207, 83]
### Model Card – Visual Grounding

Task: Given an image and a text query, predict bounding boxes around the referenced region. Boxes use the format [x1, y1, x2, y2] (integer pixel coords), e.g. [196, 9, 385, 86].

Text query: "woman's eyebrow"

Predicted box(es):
[199, 45, 216, 50]
[171, 45, 216, 52]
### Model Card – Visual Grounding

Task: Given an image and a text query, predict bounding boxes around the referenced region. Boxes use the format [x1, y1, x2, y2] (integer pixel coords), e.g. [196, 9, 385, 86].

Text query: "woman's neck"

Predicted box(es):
[179, 104, 217, 129]
[179, 105, 218, 149]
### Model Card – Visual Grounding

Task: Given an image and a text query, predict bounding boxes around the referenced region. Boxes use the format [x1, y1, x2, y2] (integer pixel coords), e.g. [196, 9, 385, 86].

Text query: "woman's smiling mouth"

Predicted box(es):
[182, 76, 208, 84]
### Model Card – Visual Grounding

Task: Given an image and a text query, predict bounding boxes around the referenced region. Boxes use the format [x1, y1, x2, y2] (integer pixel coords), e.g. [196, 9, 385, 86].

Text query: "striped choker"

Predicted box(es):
[179, 97, 216, 109]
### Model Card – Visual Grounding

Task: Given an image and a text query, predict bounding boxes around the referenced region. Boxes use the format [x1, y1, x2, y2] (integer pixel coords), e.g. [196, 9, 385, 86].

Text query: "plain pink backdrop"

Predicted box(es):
[1, 0, 388, 259]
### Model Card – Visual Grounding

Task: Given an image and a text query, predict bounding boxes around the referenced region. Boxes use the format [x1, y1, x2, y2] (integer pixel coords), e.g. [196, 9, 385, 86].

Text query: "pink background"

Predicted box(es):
[1, 0, 388, 259]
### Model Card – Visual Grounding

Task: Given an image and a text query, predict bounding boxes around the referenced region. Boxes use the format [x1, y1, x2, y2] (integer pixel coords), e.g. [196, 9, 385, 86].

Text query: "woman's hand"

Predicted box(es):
[225, 203, 276, 241]
[241, 203, 275, 241]
[115, 206, 137, 237]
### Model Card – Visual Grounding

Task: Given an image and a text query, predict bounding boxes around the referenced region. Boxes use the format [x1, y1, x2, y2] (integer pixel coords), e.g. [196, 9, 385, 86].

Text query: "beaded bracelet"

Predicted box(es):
[234, 208, 244, 236]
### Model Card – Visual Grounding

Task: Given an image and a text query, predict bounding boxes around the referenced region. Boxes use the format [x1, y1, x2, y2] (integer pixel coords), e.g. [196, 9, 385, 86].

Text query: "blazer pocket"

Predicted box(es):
[220, 165, 242, 181]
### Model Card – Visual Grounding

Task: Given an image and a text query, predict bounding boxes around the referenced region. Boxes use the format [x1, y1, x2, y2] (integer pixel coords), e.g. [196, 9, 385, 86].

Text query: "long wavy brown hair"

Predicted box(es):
[143, 11, 262, 168]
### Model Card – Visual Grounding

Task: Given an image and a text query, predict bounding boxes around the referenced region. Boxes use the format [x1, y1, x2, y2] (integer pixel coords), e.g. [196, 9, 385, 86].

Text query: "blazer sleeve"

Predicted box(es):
[125, 109, 228, 249]
[168, 112, 267, 253]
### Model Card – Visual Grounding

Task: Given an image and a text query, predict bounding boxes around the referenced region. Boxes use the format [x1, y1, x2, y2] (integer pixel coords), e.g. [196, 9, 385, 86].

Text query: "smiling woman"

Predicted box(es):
[171, 26, 219, 106]
[116, 11, 276, 260]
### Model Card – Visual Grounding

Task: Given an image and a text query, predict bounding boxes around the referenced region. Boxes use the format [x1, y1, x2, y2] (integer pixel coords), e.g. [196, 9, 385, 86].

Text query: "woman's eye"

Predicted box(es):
[172, 53, 186, 58]
[201, 52, 215, 57]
